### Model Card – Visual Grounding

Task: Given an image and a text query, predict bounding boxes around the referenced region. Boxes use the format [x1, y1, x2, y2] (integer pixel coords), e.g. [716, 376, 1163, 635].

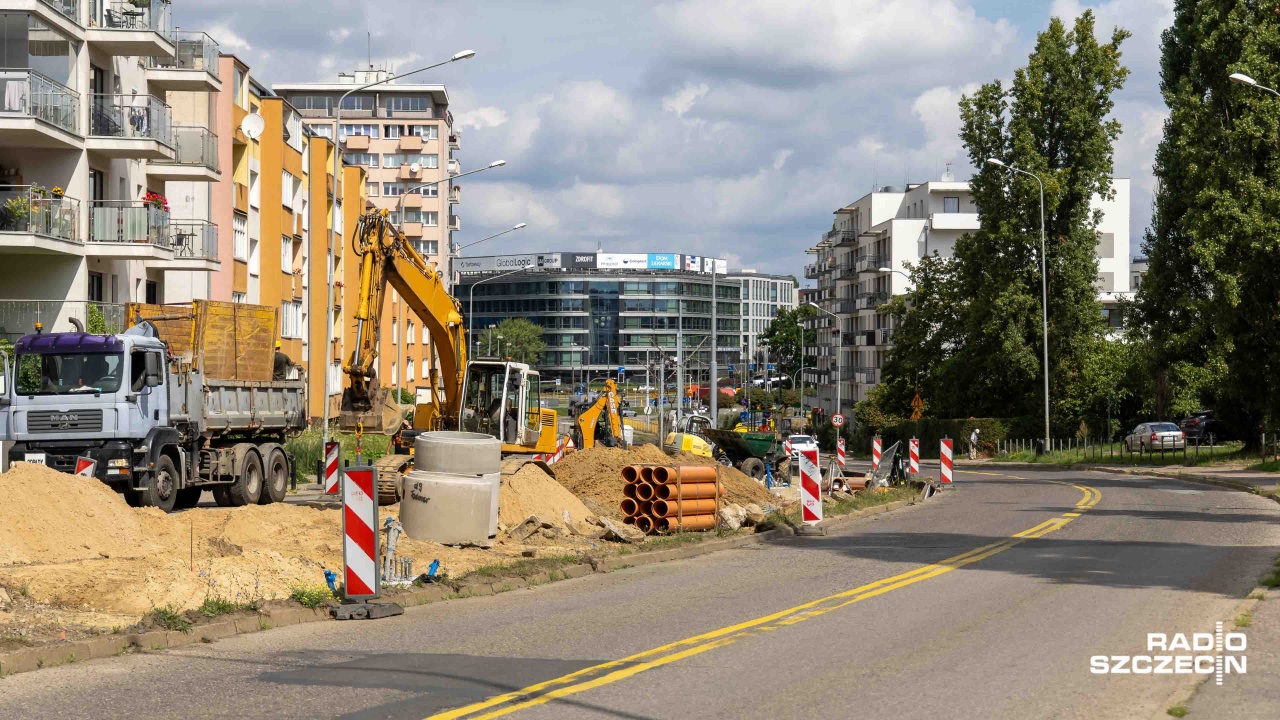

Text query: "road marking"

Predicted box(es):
[424, 476, 1100, 720]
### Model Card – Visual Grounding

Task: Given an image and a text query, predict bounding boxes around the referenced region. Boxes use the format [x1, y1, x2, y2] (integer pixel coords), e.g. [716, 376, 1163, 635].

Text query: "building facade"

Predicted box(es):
[727, 270, 797, 375]
[802, 175, 1134, 418]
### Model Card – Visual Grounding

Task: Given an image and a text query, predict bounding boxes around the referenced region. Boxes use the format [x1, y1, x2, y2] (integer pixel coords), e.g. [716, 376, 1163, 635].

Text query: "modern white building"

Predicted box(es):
[727, 269, 797, 375]
[803, 173, 1134, 417]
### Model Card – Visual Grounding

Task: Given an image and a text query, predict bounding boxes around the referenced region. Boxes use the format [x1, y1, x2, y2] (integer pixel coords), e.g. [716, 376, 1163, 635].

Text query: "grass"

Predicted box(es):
[993, 440, 1250, 468]
[285, 426, 393, 478]
[1260, 556, 1280, 589]
[1167, 704, 1188, 718]
[197, 594, 258, 619]
[289, 584, 334, 609]
[1248, 459, 1280, 473]
[767, 485, 919, 530]
[148, 605, 192, 634]
[1234, 610, 1253, 628]
[461, 554, 580, 582]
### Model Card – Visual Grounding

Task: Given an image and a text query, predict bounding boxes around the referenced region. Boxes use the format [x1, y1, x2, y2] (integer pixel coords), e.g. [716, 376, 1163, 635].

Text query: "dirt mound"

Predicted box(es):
[553, 444, 777, 517]
[499, 465, 594, 528]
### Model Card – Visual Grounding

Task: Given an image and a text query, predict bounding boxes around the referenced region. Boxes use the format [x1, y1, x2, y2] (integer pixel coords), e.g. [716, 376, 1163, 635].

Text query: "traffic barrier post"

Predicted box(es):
[799, 447, 822, 525]
[341, 465, 380, 600]
[940, 438, 953, 484]
[908, 438, 919, 474]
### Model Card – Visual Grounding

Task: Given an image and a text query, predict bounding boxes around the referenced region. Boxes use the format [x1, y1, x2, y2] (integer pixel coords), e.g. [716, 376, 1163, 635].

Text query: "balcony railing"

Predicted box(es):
[856, 255, 888, 273]
[89, 201, 170, 248]
[170, 219, 217, 260]
[0, 70, 80, 135]
[96, 0, 172, 34]
[39, 0, 78, 23]
[449, 214, 460, 231]
[168, 125, 218, 170]
[0, 300, 126, 344]
[149, 31, 220, 78]
[449, 186, 460, 204]
[90, 94, 173, 147]
[448, 159, 461, 176]
[0, 186, 81, 243]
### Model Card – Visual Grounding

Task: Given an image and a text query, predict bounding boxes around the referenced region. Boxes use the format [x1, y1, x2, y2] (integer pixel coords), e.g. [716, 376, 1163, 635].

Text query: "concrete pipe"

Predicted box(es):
[656, 514, 716, 532]
[620, 498, 639, 517]
[623, 482, 638, 499]
[634, 515, 655, 534]
[415, 431, 502, 476]
[621, 465, 641, 484]
[635, 481, 657, 501]
[400, 470, 494, 544]
[655, 482, 723, 501]
[653, 465, 718, 484]
[651, 498, 719, 518]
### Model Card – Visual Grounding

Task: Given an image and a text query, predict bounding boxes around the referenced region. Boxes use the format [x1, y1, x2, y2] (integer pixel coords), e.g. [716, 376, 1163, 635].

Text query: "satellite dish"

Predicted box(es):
[240, 112, 264, 140]
[410, 162, 421, 174]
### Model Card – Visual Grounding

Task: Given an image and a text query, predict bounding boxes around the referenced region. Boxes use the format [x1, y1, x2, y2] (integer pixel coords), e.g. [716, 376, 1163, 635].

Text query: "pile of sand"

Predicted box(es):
[553, 444, 777, 519]
[499, 465, 594, 528]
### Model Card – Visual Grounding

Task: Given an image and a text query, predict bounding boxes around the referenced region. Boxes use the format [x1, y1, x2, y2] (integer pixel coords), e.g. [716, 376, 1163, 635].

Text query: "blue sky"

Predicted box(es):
[186, 0, 1171, 281]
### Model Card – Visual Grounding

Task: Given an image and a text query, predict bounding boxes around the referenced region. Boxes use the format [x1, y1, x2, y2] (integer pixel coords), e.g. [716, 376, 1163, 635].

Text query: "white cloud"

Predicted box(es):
[328, 28, 351, 43]
[662, 82, 709, 117]
[558, 182, 625, 219]
[208, 23, 251, 54]
[911, 84, 980, 161]
[772, 149, 793, 171]
[454, 106, 509, 131]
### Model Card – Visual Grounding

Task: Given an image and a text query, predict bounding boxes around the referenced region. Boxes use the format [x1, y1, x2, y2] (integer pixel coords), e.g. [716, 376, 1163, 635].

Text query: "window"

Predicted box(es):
[342, 153, 378, 167]
[406, 359, 415, 382]
[249, 169, 260, 208]
[383, 182, 405, 196]
[415, 240, 439, 255]
[281, 236, 294, 270]
[423, 211, 439, 226]
[390, 362, 397, 385]
[292, 95, 332, 113]
[310, 124, 333, 139]
[406, 320, 415, 344]
[366, 182, 379, 197]
[233, 214, 248, 261]
[403, 209, 423, 224]
[421, 324, 428, 344]
[943, 196, 960, 213]
[389, 96, 431, 113]
[392, 320, 399, 344]
[281, 170, 295, 209]
[232, 66, 246, 108]
[285, 112, 303, 151]
[383, 153, 438, 169]
[88, 272, 103, 302]
[280, 301, 302, 339]
[340, 124, 379, 138]
[409, 125, 438, 139]
[385, 124, 402, 139]
[1133, 274, 1141, 289]
[382, 153, 405, 168]
[339, 96, 374, 111]
[232, 291, 247, 304]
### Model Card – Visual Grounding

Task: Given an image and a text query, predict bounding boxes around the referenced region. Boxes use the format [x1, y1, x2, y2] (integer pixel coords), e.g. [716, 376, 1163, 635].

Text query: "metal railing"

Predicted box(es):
[170, 219, 217, 260]
[88, 200, 170, 247]
[90, 94, 172, 147]
[148, 31, 220, 78]
[96, 0, 171, 34]
[0, 300, 126, 344]
[39, 0, 78, 22]
[0, 70, 80, 135]
[165, 125, 218, 170]
[856, 255, 888, 273]
[448, 159, 461, 175]
[0, 186, 81, 243]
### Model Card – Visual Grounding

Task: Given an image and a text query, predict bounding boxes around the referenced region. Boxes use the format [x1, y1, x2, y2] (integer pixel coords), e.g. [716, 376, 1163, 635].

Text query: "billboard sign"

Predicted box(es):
[597, 253, 649, 269]
[647, 253, 677, 270]
[562, 252, 597, 268]
[456, 253, 562, 273]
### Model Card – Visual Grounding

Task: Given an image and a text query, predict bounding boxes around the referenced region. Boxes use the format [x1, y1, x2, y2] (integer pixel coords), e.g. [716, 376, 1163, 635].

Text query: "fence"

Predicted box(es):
[994, 434, 1280, 465]
[0, 300, 127, 344]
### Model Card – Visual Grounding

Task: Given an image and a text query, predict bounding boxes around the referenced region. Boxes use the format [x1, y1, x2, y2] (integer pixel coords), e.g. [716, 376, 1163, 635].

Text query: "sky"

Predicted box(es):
[185, 0, 1173, 282]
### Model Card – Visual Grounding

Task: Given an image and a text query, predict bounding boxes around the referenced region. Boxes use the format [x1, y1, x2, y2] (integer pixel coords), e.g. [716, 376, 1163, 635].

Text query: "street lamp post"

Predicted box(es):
[395, 160, 507, 235]
[486, 324, 495, 355]
[986, 158, 1050, 450]
[806, 302, 840, 420]
[497, 335, 504, 358]
[1229, 72, 1280, 97]
[322, 49, 475, 456]
[466, 266, 526, 348]
[455, 223, 527, 256]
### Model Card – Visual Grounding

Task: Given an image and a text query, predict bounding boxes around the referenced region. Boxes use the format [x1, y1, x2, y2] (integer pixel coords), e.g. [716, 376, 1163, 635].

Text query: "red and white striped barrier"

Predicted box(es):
[74, 457, 96, 477]
[534, 436, 572, 464]
[908, 438, 920, 474]
[323, 441, 340, 494]
[836, 438, 845, 469]
[872, 437, 882, 470]
[342, 466, 379, 599]
[940, 438, 953, 484]
[799, 447, 822, 524]
[783, 438, 792, 457]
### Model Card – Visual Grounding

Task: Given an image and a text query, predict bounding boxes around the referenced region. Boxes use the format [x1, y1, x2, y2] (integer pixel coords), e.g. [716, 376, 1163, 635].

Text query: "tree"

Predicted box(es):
[474, 318, 546, 365]
[1136, 0, 1280, 443]
[758, 304, 817, 381]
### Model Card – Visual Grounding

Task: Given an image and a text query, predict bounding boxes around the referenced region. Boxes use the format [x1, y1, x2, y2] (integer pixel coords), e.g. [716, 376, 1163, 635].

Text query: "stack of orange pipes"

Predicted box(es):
[618, 464, 723, 534]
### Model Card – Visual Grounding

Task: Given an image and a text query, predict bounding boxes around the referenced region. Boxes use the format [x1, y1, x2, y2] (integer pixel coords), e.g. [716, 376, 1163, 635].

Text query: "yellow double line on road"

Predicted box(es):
[426, 478, 1100, 720]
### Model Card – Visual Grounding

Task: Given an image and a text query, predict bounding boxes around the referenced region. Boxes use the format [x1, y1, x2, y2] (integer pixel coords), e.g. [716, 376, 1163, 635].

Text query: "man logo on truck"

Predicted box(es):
[52, 414, 79, 428]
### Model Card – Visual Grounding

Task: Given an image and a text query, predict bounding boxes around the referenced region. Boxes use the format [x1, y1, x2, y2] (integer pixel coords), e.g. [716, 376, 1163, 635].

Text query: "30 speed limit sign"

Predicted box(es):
[831, 413, 845, 427]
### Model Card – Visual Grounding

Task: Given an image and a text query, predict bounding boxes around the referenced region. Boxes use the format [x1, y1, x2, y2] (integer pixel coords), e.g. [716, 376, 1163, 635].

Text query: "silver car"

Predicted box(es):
[1124, 422, 1186, 452]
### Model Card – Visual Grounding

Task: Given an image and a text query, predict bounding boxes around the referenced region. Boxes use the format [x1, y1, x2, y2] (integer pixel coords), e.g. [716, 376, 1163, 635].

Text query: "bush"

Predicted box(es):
[290, 583, 333, 609]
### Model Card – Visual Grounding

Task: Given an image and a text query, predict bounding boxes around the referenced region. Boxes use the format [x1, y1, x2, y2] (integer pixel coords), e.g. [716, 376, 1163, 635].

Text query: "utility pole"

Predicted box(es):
[709, 259, 718, 426]
[659, 355, 666, 440]
[676, 331, 684, 424]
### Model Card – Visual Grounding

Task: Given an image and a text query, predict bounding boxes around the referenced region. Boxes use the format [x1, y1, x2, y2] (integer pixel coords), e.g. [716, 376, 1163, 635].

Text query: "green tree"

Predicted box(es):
[1135, 0, 1280, 442]
[875, 254, 962, 417]
[474, 318, 546, 365]
[758, 304, 817, 381]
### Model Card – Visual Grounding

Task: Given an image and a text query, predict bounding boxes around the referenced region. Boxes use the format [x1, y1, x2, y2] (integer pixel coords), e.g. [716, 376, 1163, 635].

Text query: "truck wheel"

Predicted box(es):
[212, 486, 234, 507]
[174, 487, 202, 510]
[228, 451, 263, 506]
[141, 456, 179, 513]
[741, 457, 766, 480]
[260, 448, 289, 504]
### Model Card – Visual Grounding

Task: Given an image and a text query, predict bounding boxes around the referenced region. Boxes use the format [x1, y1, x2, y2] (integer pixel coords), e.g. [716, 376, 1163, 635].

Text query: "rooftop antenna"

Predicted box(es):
[941, 161, 955, 182]
[367, 30, 371, 70]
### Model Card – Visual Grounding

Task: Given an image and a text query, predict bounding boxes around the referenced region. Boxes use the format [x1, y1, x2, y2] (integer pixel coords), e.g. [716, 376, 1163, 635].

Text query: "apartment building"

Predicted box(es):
[275, 69, 459, 398]
[727, 270, 796, 375]
[802, 174, 1133, 417]
[0, 0, 222, 340]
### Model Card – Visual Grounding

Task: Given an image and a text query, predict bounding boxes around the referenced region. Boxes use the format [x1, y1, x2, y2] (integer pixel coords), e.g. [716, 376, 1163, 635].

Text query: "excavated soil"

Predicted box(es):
[499, 465, 594, 529]
[552, 444, 779, 518]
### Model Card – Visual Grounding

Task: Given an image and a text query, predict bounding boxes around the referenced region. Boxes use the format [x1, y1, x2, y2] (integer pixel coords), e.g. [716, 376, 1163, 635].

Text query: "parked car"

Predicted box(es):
[1180, 410, 1226, 443]
[1124, 422, 1186, 453]
[787, 434, 820, 461]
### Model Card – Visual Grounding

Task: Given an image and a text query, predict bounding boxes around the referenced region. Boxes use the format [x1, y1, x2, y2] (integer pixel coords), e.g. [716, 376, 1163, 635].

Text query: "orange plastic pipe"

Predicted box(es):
[651, 498, 719, 518]
[640, 466, 656, 483]
[656, 514, 716, 532]
[653, 465, 718, 484]
[635, 481, 657, 501]
[620, 498, 639, 517]
[634, 515, 654, 534]
[623, 515, 636, 525]
[623, 482, 638, 500]
[621, 465, 640, 484]
[639, 500, 652, 517]
[655, 482, 723, 501]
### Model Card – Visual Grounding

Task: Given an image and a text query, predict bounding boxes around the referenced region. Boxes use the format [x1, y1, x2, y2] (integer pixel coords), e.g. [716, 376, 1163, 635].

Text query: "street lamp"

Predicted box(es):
[487, 324, 496, 355]
[497, 334, 505, 358]
[395, 160, 507, 235]
[805, 302, 841, 419]
[986, 157, 1050, 450]
[1229, 72, 1280, 97]
[322, 49, 475, 454]
[456, 223, 527, 256]
[466, 266, 526, 345]
[792, 364, 815, 420]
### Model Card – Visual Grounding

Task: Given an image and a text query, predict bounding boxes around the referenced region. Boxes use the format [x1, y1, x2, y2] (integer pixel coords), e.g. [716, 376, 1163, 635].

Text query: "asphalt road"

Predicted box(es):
[2, 468, 1277, 720]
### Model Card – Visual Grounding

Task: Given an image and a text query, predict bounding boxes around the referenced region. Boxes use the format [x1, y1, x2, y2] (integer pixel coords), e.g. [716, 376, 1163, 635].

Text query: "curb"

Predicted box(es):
[0, 494, 932, 679]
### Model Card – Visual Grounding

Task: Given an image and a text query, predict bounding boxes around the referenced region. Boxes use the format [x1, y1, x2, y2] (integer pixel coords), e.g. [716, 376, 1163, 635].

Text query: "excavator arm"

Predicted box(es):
[340, 211, 467, 434]
[572, 379, 627, 449]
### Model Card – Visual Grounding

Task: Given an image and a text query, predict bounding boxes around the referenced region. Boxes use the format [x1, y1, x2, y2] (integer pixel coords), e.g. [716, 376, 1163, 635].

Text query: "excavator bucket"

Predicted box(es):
[338, 385, 404, 435]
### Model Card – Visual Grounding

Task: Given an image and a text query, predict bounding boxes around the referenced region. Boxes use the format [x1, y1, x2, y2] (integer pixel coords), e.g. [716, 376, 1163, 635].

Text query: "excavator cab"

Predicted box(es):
[461, 360, 558, 454]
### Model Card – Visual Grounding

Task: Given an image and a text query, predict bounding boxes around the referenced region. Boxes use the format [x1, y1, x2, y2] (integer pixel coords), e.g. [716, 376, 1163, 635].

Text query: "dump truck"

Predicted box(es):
[1, 300, 307, 512]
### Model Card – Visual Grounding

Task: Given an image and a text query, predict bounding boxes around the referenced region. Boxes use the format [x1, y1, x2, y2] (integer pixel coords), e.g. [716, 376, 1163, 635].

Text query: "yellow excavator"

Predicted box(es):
[570, 378, 628, 450]
[338, 210, 560, 502]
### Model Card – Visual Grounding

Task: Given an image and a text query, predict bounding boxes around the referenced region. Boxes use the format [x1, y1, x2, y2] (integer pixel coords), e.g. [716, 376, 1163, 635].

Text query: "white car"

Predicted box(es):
[787, 434, 819, 461]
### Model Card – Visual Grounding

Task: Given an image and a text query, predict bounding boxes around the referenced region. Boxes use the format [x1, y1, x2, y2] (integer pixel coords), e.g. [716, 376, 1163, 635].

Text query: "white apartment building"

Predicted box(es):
[727, 269, 797, 375]
[803, 174, 1133, 417]
[0, 0, 221, 341]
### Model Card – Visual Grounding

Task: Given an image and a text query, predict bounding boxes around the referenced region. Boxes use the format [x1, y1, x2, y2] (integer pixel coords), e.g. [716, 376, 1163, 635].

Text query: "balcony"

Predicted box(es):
[401, 221, 423, 237]
[879, 327, 894, 345]
[342, 134, 370, 151]
[0, 186, 82, 253]
[821, 229, 857, 246]
[86, 0, 175, 57]
[88, 94, 174, 160]
[146, 31, 221, 93]
[836, 263, 858, 280]
[930, 212, 980, 231]
[0, 71, 82, 148]
[804, 263, 820, 279]
[448, 185, 460, 204]
[448, 132, 460, 150]
[448, 214, 460, 231]
[447, 159, 460, 176]
[857, 291, 888, 310]
[397, 135, 423, 152]
[166, 219, 218, 271]
[832, 299, 858, 314]
[401, 192, 423, 208]
[147, 126, 219, 181]
[398, 164, 422, 181]
[856, 255, 888, 273]
[87, 201, 171, 259]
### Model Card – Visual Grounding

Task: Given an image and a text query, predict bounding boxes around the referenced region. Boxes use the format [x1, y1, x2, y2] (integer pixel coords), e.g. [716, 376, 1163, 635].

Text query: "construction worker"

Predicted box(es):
[273, 340, 292, 380]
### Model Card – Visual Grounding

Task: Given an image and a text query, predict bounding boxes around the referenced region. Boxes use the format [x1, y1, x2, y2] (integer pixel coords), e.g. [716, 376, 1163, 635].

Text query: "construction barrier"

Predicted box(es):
[342, 465, 379, 599]
[799, 447, 822, 524]
[837, 438, 846, 469]
[324, 441, 340, 494]
[909, 438, 920, 474]
[74, 457, 96, 477]
[619, 464, 723, 535]
[872, 436, 882, 470]
[940, 438, 953, 484]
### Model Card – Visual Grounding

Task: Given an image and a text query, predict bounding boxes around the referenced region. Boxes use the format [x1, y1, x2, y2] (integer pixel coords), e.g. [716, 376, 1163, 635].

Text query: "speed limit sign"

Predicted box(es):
[831, 413, 845, 427]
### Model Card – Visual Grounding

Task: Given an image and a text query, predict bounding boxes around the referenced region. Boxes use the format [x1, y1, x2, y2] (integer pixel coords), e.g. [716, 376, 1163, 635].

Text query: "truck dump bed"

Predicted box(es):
[127, 300, 275, 382]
